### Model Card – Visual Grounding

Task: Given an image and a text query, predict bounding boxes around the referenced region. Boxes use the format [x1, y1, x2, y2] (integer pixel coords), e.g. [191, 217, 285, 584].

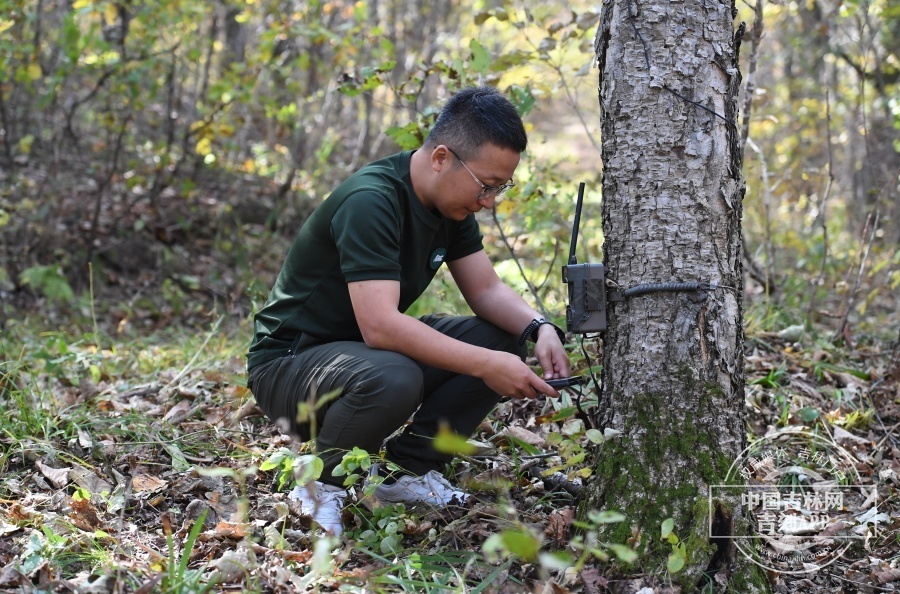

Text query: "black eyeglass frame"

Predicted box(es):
[445, 146, 515, 201]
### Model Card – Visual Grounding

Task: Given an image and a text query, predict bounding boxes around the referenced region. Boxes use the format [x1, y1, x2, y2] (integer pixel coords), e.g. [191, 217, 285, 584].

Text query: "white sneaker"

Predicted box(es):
[289, 481, 347, 536]
[372, 467, 470, 508]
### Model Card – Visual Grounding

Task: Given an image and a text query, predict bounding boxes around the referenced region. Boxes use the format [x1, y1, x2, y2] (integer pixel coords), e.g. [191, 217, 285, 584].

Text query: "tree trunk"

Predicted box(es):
[584, 0, 769, 590]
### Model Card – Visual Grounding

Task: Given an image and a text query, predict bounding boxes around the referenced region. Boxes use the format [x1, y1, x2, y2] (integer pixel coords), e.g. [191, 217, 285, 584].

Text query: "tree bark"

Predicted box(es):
[584, 0, 770, 590]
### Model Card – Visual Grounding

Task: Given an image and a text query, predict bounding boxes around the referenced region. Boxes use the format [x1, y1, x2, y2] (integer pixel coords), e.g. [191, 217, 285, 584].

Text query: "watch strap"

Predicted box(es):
[518, 318, 566, 345]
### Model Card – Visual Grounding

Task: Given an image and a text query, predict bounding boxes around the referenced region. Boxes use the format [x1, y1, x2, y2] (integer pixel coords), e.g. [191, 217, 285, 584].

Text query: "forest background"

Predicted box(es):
[0, 0, 898, 592]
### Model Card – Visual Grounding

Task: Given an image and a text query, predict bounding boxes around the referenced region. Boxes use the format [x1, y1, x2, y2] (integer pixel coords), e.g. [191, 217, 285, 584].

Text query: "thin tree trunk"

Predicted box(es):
[584, 0, 769, 590]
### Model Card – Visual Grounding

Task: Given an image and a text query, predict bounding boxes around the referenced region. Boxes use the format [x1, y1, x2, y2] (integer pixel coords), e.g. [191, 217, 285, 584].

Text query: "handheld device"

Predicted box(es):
[562, 183, 610, 333]
[546, 375, 587, 389]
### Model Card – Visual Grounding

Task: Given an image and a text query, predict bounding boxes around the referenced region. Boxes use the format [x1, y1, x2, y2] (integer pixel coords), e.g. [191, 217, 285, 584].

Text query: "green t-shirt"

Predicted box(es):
[247, 151, 484, 369]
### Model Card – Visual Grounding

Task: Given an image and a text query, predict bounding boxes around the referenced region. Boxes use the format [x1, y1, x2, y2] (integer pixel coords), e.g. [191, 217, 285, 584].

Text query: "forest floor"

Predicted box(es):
[0, 307, 897, 593]
[1, 165, 898, 593]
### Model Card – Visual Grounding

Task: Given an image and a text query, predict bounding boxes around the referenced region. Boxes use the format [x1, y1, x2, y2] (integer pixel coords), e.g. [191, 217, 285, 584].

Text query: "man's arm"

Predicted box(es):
[347, 279, 560, 399]
[448, 250, 571, 380]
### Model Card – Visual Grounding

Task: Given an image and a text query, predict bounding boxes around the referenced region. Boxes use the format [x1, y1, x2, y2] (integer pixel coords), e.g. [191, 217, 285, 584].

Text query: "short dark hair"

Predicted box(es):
[424, 86, 527, 160]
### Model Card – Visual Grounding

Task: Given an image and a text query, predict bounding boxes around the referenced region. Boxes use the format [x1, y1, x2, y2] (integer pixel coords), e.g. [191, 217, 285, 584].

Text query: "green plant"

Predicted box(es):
[828, 408, 875, 430]
[772, 392, 792, 427]
[811, 360, 871, 384]
[482, 524, 544, 563]
[0, 363, 51, 442]
[481, 509, 636, 580]
[352, 502, 409, 556]
[749, 363, 792, 425]
[568, 510, 638, 568]
[259, 447, 322, 491]
[19, 525, 71, 575]
[350, 548, 507, 593]
[749, 363, 787, 389]
[17, 522, 113, 578]
[332, 445, 377, 488]
[539, 397, 610, 481]
[162, 508, 210, 594]
[660, 518, 687, 573]
[19, 265, 75, 303]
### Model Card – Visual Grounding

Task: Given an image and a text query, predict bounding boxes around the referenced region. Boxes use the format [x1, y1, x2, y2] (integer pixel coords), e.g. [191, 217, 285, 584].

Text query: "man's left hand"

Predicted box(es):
[534, 323, 571, 382]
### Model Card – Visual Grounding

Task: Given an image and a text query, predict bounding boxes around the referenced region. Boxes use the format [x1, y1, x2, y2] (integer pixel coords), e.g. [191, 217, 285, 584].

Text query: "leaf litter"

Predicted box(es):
[0, 327, 897, 593]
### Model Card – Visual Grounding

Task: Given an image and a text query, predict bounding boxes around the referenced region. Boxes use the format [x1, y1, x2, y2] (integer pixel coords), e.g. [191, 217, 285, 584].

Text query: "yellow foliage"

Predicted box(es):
[495, 200, 515, 217]
[196, 137, 213, 156]
[27, 63, 42, 81]
[18, 134, 35, 155]
[433, 423, 478, 456]
[104, 3, 118, 26]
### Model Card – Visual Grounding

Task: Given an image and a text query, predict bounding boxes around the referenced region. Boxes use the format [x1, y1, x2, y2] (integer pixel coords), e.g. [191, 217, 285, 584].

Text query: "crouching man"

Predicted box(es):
[247, 86, 570, 536]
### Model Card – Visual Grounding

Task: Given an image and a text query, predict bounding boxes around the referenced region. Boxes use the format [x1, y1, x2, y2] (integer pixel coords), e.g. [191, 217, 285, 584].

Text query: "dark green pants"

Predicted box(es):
[248, 315, 526, 486]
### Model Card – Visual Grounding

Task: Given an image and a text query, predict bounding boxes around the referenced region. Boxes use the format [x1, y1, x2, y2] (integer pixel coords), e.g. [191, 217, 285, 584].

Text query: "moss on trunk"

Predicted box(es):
[582, 376, 750, 589]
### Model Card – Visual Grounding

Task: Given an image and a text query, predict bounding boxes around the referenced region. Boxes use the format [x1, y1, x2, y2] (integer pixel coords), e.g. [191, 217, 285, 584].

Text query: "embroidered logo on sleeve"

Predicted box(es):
[429, 248, 447, 270]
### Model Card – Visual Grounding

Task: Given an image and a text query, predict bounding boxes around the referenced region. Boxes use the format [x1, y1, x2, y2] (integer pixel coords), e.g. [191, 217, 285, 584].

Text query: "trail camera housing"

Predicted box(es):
[563, 183, 609, 334]
[563, 262, 608, 333]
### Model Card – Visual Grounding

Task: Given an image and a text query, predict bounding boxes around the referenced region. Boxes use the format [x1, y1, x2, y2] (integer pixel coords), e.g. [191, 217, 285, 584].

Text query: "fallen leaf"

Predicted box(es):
[777, 325, 805, 341]
[282, 549, 312, 563]
[872, 568, 900, 585]
[215, 521, 247, 539]
[500, 426, 546, 447]
[69, 466, 114, 498]
[210, 546, 256, 584]
[70, 498, 105, 532]
[132, 474, 168, 493]
[581, 568, 609, 594]
[545, 507, 575, 542]
[0, 520, 20, 537]
[833, 426, 869, 445]
[263, 523, 289, 550]
[77, 428, 94, 449]
[162, 441, 191, 472]
[855, 507, 890, 525]
[163, 399, 193, 424]
[0, 565, 27, 589]
[536, 580, 574, 594]
[35, 461, 71, 488]
[5, 504, 33, 522]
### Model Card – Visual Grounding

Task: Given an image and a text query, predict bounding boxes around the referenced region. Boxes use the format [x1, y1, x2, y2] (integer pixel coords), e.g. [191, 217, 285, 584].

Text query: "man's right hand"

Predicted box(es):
[478, 351, 560, 400]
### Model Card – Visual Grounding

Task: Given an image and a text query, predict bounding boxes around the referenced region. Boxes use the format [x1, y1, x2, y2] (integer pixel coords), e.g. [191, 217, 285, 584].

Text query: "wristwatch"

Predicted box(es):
[518, 317, 566, 346]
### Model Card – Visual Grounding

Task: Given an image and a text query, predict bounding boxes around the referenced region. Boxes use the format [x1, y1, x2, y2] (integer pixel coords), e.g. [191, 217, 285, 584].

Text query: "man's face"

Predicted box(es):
[434, 144, 520, 221]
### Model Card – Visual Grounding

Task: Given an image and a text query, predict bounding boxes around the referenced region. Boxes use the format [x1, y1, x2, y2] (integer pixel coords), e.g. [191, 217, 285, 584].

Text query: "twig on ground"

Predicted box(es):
[166, 315, 225, 388]
[746, 137, 778, 296]
[490, 208, 549, 318]
[806, 65, 836, 323]
[834, 210, 880, 344]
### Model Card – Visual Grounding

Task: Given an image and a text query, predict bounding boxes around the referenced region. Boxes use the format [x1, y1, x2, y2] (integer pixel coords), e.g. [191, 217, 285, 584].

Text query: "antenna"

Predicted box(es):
[568, 182, 585, 265]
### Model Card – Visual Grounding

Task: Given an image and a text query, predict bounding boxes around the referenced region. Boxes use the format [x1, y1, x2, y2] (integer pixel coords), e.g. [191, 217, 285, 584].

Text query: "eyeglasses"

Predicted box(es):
[446, 146, 515, 201]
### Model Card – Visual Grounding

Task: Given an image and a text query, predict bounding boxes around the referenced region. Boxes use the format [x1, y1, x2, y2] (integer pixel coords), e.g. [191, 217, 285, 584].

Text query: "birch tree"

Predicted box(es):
[584, 0, 770, 589]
